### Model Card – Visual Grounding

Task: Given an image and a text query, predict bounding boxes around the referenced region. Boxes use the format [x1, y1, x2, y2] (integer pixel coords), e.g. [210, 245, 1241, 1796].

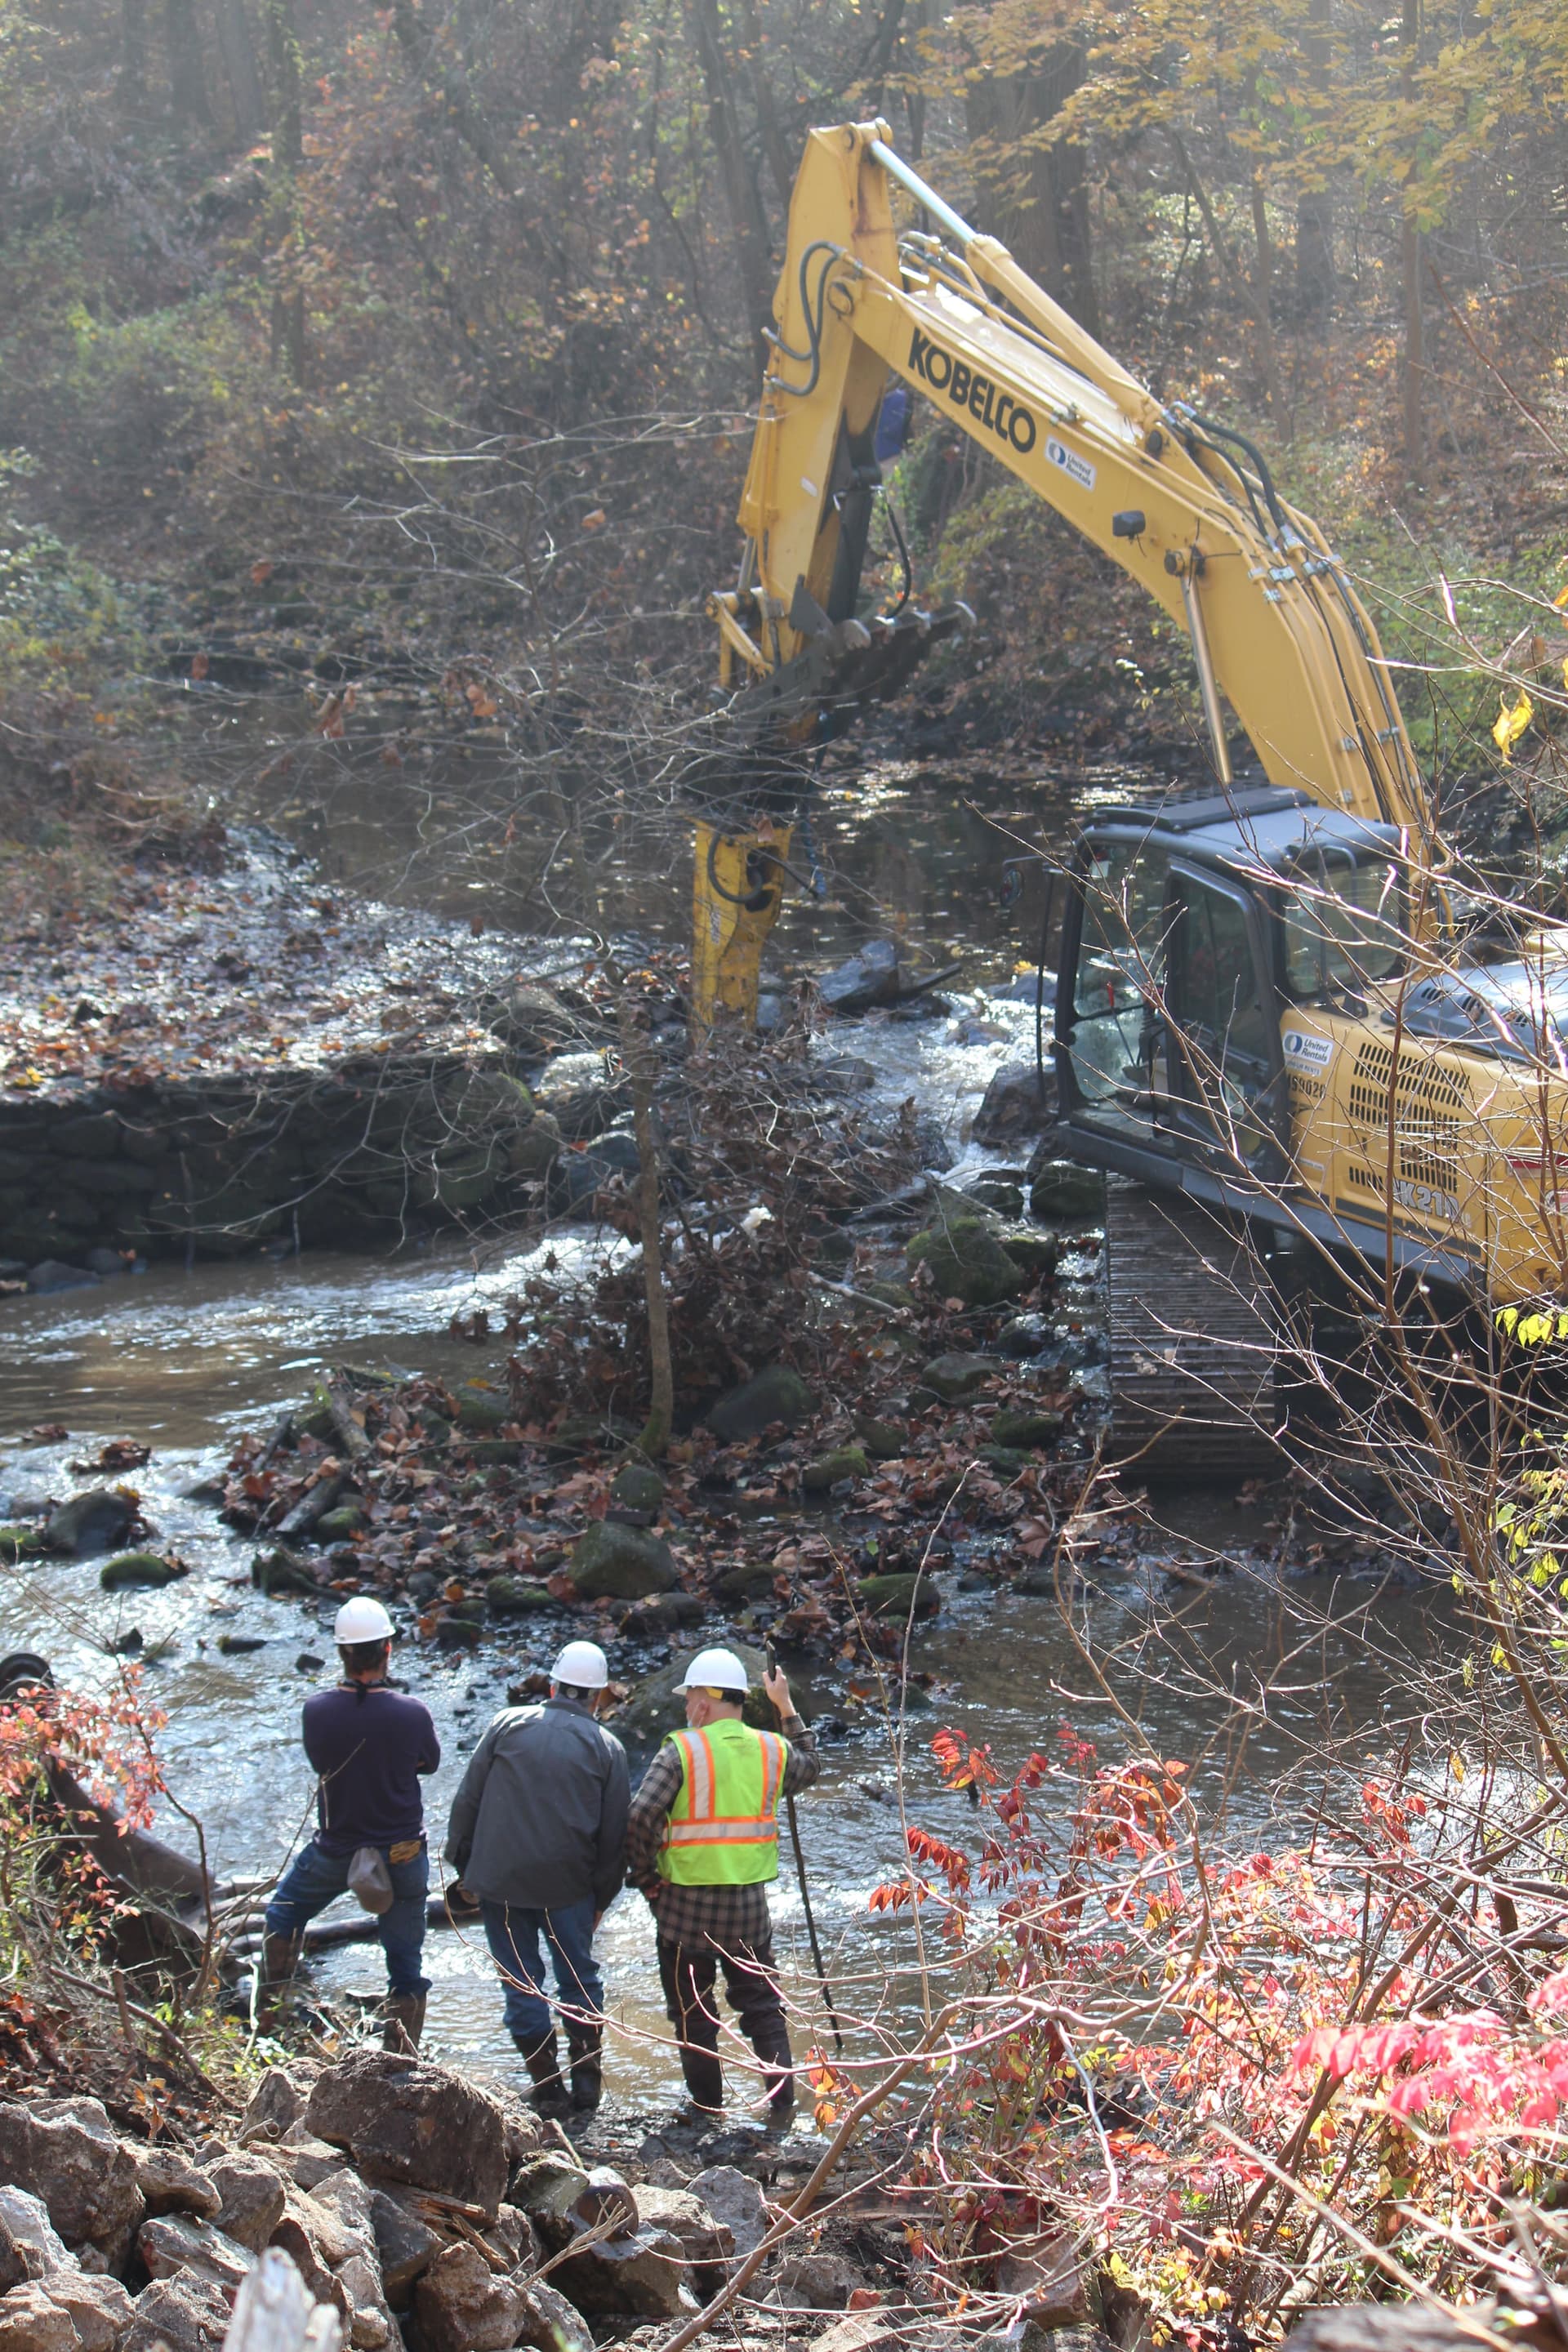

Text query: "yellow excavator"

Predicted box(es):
[692, 120, 1568, 1467]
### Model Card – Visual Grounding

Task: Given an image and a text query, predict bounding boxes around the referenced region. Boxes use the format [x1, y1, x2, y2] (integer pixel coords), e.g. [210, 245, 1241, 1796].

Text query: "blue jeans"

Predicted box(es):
[265, 1839, 430, 1998]
[481, 1897, 602, 2050]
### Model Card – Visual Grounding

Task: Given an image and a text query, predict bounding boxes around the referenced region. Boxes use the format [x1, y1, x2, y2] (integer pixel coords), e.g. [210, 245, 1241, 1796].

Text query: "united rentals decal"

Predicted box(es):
[908, 328, 1036, 455]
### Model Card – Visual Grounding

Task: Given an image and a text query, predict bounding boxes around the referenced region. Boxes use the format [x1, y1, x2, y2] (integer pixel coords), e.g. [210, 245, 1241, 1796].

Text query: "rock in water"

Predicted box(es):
[24, 1263, 100, 1296]
[100, 1553, 186, 1590]
[706, 1365, 814, 1441]
[617, 1646, 773, 1753]
[817, 940, 901, 1014]
[801, 1448, 869, 1492]
[906, 1217, 1024, 1307]
[305, 2051, 510, 2220]
[971, 1062, 1053, 1144]
[1025, 1154, 1104, 1220]
[919, 1352, 1008, 1403]
[568, 1522, 678, 1601]
[484, 1575, 555, 1616]
[609, 1463, 664, 1515]
[0, 2101, 144, 2261]
[853, 1416, 906, 1460]
[856, 1571, 939, 1621]
[43, 1491, 135, 1559]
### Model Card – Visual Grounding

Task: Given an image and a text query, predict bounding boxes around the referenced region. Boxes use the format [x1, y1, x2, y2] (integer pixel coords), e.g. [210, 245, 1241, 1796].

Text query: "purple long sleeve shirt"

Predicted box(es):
[301, 1682, 441, 1855]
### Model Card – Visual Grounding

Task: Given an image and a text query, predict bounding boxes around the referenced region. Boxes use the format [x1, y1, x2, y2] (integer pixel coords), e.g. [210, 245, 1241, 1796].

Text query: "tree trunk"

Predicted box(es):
[164, 0, 212, 122]
[265, 0, 301, 164]
[1250, 168, 1290, 433]
[964, 50, 1098, 336]
[213, 0, 265, 137]
[118, 0, 149, 110]
[1171, 131, 1285, 418]
[270, 289, 306, 383]
[1400, 0, 1423, 475]
[688, 0, 774, 383]
[1293, 0, 1334, 318]
[733, 0, 791, 212]
[617, 993, 674, 1463]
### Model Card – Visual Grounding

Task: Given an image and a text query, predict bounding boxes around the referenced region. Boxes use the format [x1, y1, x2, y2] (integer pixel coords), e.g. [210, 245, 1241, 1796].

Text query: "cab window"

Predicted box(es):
[1281, 851, 1403, 999]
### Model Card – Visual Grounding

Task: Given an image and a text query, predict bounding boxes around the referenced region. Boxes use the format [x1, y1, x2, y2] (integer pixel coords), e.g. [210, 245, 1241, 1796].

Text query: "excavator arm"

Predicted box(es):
[693, 121, 1429, 1024]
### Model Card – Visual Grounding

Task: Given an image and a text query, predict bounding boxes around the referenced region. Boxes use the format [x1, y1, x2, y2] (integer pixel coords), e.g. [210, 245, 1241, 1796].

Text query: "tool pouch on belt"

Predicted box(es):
[348, 1845, 394, 1914]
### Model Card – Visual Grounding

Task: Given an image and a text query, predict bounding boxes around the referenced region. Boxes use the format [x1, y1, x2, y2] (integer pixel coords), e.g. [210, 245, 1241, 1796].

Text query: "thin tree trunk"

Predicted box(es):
[265, 0, 301, 163]
[119, 0, 149, 110]
[1400, 0, 1423, 474]
[733, 0, 791, 212]
[1294, 0, 1334, 318]
[1171, 130, 1285, 418]
[965, 51, 1098, 335]
[617, 994, 673, 1463]
[270, 290, 306, 381]
[1250, 168, 1290, 434]
[688, 0, 774, 383]
[164, 0, 212, 122]
[213, 0, 265, 136]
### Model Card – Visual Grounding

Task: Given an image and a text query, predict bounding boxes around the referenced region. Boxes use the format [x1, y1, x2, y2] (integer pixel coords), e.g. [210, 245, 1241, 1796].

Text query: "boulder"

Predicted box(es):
[852, 1418, 905, 1461]
[1025, 1155, 1104, 1220]
[136, 2216, 252, 2296]
[0, 2103, 144, 2260]
[238, 2069, 313, 2145]
[0, 2285, 77, 2352]
[485, 1575, 555, 1616]
[687, 2167, 767, 2261]
[567, 1522, 677, 1601]
[706, 1366, 814, 1442]
[484, 2208, 538, 2274]
[122, 2274, 232, 2352]
[306, 2172, 393, 2350]
[568, 2171, 638, 2245]
[129, 2153, 219, 2222]
[49, 2275, 134, 2352]
[630, 2186, 733, 2270]
[773, 2249, 865, 2310]
[996, 1226, 1059, 1276]
[817, 941, 901, 1014]
[549, 2230, 694, 2320]
[0, 2226, 26, 2301]
[207, 2157, 285, 2255]
[42, 1492, 136, 1559]
[0, 2196, 69, 2283]
[618, 1592, 706, 1637]
[25, 1263, 100, 1296]
[366, 2190, 441, 2306]
[960, 1173, 1026, 1216]
[1280, 2313, 1495, 2350]
[304, 2051, 510, 2221]
[546, 1134, 640, 1216]
[515, 2279, 594, 2352]
[919, 1352, 1007, 1403]
[453, 1386, 512, 1435]
[266, 2200, 347, 2322]
[856, 1572, 939, 1621]
[506, 2156, 589, 2239]
[530, 1053, 630, 1143]
[99, 1554, 186, 1590]
[412, 2245, 529, 2352]
[991, 1409, 1064, 1449]
[971, 1062, 1052, 1144]
[608, 1464, 664, 1516]
[800, 1448, 868, 1492]
[906, 1218, 1023, 1308]
[996, 1313, 1053, 1357]
[992, 2231, 1097, 2329]
[479, 984, 581, 1055]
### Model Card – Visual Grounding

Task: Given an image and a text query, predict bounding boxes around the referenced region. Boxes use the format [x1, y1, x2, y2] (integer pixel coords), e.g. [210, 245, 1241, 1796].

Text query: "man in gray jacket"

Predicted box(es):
[445, 1639, 629, 2115]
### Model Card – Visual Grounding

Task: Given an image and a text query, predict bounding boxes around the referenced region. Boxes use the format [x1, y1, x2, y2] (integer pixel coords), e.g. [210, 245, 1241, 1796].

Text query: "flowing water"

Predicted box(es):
[0, 746, 1454, 2113]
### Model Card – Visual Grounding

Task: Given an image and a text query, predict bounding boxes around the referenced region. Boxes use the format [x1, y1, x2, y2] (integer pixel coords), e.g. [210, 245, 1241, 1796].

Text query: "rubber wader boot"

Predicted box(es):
[381, 1993, 426, 2053]
[259, 1932, 302, 2026]
[518, 2032, 570, 2116]
[566, 2022, 604, 2114]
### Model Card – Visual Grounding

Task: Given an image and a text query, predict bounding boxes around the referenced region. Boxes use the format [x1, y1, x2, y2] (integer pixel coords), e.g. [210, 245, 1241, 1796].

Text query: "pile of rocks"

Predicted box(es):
[0, 2048, 769, 2352]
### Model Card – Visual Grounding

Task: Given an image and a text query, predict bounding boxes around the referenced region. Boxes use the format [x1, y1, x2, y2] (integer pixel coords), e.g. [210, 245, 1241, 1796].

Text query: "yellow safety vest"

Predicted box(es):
[657, 1718, 788, 1886]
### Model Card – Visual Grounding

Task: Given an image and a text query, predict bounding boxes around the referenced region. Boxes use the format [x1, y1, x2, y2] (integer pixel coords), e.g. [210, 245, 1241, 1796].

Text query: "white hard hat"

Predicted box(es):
[551, 1639, 608, 1691]
[334, 1596, 394, 1646]
[679, 1646, 750, 1694]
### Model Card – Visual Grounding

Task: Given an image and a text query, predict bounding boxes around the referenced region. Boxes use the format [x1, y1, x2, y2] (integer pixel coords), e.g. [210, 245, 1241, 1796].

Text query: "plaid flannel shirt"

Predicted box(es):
[625, 1713, 820, 1950]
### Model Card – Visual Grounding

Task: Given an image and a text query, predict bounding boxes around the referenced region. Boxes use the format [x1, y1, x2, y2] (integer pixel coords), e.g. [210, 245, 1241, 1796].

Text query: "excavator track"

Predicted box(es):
[1103, 1178, 1279, 1477]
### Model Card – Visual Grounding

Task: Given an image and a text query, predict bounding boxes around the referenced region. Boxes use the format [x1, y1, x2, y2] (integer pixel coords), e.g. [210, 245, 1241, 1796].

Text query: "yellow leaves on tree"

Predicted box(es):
[1493, 689, 1533, 761]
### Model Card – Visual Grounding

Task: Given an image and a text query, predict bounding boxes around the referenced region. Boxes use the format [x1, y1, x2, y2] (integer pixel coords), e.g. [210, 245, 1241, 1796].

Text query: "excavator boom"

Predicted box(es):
[694, 124, 1428, 1022]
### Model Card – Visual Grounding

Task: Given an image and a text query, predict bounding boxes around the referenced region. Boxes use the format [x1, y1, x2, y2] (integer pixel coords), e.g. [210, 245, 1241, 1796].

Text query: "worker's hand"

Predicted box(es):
[762, 1664, 791, 1717]
[642, 1882, 662, 1912]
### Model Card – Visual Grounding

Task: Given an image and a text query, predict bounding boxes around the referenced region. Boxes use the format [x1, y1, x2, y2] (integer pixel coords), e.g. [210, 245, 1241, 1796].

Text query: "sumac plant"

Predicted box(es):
[862, 1723, 1568, 2345]
[0, 1672, 167, 1971]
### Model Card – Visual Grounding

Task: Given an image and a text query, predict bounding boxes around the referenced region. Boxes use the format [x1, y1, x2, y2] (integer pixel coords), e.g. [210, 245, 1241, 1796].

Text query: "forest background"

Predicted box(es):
[2, 0, 1568, 846]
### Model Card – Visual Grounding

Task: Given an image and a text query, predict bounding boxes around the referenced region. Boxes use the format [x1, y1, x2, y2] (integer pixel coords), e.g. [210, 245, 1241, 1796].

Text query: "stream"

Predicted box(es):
[0, 746, 1457, 2115]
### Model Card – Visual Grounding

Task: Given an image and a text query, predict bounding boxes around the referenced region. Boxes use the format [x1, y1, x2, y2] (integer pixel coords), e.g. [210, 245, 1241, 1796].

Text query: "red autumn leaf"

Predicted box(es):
[250, 559, 274, 584]
[189, 651, 209, 680]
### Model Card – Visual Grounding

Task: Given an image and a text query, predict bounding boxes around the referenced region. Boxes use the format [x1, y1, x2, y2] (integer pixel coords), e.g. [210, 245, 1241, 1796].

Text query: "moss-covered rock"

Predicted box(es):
[853, 1415, 906, 1460]
[906, 1216, 1024, 1307]
[486, 1575, 556, 1615]
[801, 1446, 870, 1492]
[314, 1505, 367, 1543]
[454, 1384, 513, 1434]
[100, 1552, 187, 1589]
[609, 1463, 665, 1514]
[856, 1570, 939, 1620]
[568, 1521, 679, 1600]
[252, 1546, 319, 1596]
[920, 1352, 1008, 1402]
[996, 1227, 1060, 1276]
[1027, 1159, 1105, 1219]
[434, 1613, 483, 1648]
[991, 1408, 1066, 1449]
[715, 1561, 779, 1603]
[0, 1525, 44, 1562]
[706, 1365, 815, 1441]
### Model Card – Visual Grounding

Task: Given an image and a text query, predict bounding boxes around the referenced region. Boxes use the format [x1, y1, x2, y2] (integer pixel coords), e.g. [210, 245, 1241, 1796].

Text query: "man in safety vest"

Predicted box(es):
[625, 1646, 819, 2125]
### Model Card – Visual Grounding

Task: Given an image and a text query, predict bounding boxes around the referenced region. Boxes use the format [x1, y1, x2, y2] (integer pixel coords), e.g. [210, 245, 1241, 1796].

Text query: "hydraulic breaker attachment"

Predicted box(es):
[692, 822, 793, 1028]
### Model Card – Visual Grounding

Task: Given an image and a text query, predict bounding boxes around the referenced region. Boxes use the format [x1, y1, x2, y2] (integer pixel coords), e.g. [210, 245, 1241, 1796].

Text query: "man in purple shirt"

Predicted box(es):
[262, 1597, 440, 2049]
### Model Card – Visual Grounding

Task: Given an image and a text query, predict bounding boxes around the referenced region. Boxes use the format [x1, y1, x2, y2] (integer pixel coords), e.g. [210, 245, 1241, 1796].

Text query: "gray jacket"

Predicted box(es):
[444, 1696, 630, 1913]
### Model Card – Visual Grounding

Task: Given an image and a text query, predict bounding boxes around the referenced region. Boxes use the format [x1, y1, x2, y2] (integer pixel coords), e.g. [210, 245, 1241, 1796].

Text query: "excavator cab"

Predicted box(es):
[1054, 786, 1408, 1199]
